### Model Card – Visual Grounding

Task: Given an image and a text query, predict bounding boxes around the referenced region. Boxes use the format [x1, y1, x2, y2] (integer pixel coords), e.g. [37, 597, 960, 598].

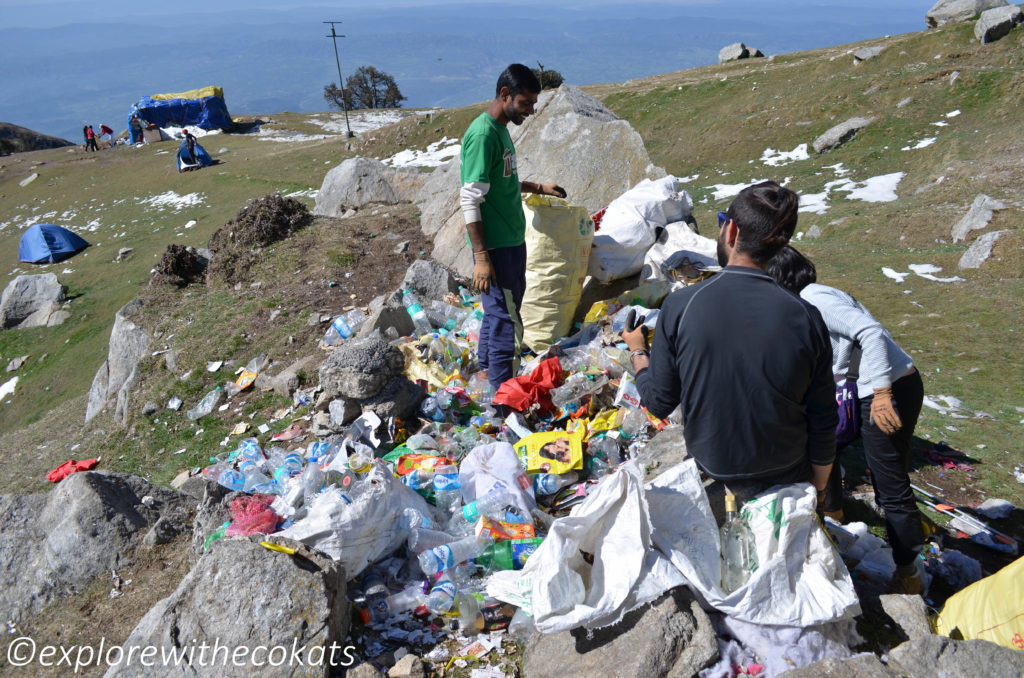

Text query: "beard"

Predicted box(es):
[716, 231, 730, 267]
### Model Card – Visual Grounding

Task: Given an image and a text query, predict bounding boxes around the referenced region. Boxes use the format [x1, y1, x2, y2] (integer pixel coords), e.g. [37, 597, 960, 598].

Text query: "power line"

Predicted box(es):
[324, 21, 354, 138]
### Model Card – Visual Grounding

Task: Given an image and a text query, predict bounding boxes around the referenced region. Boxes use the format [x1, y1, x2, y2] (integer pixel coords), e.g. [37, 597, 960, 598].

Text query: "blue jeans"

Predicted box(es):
[478, 243, 526, 393]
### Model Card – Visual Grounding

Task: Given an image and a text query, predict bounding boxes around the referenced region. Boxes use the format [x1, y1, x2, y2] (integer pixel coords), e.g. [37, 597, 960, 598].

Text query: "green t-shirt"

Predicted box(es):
[460, 112, 525, 249]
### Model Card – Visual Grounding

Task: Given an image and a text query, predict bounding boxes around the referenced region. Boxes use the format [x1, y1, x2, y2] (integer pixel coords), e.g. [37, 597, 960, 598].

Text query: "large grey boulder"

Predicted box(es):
[926, 0, 1008, 27]
[85, 298, 152, 423]
[0, 471, 192, 621]
[105, 536, 348, 678]
[319, 336, 404, 400]
[359, 375, 426, 422]
[778, 653, 901, 677]
[523, 587, 718, 678]
[719, 42, 750, 63]
[0, 272, 67, 329]
[958, 230, 1005, 269]
[888, 634, 1024, 677]
[951, 193, 1006, 242]
[416, 85, 664, 278]
[975, 4, 1023, 42]
[402, 258, 461, 301]
[314, 157, 427, 216]
[853, 45, 885, 64]
[267, 354, 320, 398]
[813, 117, 874, 154]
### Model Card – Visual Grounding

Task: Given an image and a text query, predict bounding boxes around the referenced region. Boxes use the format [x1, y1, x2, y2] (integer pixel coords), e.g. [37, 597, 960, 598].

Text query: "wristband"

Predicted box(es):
[630, 350, 649, 359]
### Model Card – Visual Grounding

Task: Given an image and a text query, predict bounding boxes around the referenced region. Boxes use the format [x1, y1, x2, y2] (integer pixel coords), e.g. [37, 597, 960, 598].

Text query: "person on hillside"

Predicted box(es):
[99, 124, 115, 148]
[459, 63, 566, 397]
[182, 128, 197, 163]
[767, 245, 925, 594]
[85, 125, 99, 152]
[623, 182, 837, 521]
[129, 116, 143, 145]
[82, 126, 90, 151]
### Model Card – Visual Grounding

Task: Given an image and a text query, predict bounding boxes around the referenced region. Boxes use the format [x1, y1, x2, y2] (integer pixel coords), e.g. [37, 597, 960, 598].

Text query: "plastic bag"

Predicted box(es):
[225, 494, 280, 536]
[588, 176, 694, 283]
[458, 442, 537, 520]
[520, 194, 594, 351]
[639, 221, 718, 283]
[935, 555, 1024, 648]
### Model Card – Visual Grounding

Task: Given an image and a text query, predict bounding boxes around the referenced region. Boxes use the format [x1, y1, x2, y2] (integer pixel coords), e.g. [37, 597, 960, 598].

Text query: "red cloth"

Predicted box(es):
[100, 125, 114, 136]
[493, 356, 563, 412]
[47, 458, 100, 482]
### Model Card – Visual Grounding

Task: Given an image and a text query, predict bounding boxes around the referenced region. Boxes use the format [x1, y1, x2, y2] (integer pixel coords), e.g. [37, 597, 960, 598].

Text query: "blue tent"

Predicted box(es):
[19, 223, 90, 263]
[176, 139, 213, 172]
[128, 88, 231, 134]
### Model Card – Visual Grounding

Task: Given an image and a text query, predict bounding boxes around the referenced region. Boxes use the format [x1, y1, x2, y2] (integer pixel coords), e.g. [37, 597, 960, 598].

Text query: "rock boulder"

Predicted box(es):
[958, 230, 1004, 269]
[85, 298, 152, 423]
[314, 157, 428, 217]
[951, 193, 1006, 242]
[719, 42, 750, 63]
[523, 587, 718, 678]
[105, 536, 349, 678]
[975, 4, 1023, 43]
[888, 634, 1024, 677]
[926, 0, 1008, 27]
[0, 471, 192, 621]
[318, 336, 404, 400]
[853, 45, 885, 64]
[0, 272, 67, 329]
[813, 117, 874, 154]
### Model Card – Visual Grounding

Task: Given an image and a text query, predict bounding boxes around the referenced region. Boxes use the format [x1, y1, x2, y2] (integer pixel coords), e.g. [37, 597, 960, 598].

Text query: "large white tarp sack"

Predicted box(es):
[648, 461, 861, 627]
[277, 460, 435, 579]
[639, 221, 719, 283]
[458, 441, 537, 520]
[588, 176, 694, 283]
[494, 459, 860, 633]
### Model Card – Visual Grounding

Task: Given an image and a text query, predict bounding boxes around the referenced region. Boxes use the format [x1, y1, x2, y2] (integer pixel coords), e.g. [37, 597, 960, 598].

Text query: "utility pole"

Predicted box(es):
[324, 20, 354, 138]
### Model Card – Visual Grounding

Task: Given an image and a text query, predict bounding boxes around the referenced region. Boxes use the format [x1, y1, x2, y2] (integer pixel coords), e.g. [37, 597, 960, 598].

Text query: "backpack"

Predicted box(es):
[835, 343, 862, 449]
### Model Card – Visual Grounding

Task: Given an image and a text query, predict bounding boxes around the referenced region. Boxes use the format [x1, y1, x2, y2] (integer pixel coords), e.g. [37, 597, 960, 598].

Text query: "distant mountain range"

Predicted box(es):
[0, 1, 932, 142]
[0, 122, 75, 154]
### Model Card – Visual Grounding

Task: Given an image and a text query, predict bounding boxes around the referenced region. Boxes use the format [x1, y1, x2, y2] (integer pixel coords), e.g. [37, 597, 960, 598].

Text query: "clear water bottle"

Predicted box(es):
[418, 534, 494, 576]
[460, 308, 484, 340]
[273, 453, 305, 484]
[401, 507, 434, 531]
[239, 461, 275, 494]
[359, 570, 390, 624]
[324, 309, 367, 346]
[433, 464, 462, 518]
[458, 488, 518, 525]
[238, 437, 263, 462]
[425, 575, 458, 615]
[402, 288, 434, 337]
[216, 468, 245, 492]
[458, 285, 476, 307]
[408, 527, 456, 554]
[720, 494, 758, 593]
[187, 385, 223, 420]
[622, 408, 649, 439]
[533, 471, 579, 496]
[402, 468, 435, 491]
[384, 582, 428, 616]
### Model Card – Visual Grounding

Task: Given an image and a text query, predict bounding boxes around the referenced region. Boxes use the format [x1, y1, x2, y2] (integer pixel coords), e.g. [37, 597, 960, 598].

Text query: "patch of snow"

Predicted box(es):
[310, 110, 428, 135]
[945, 109, 961, 118]
[61, 268, 74, 274]
[141, 191, 205, 211]
[834, 172, 905, 203]
[882, 267, 909, 283]
[798, 192, 830, 214]
[706, 180, 768, 201]
[385, 137, 461, 167]
[677, 174, 700, 183]
[909, 263, 963, 283]
[901, 137, 936, 151]
[284, 188, 318, 198]
[931, 121, 950, 127]
[823, 163, 850, 177]
[760, 143, 809, 167]
[184, 220, 197, 229]
[256, 129, 333, 143]
[0, 377, 17, 401]
[162, 125, 221, 139]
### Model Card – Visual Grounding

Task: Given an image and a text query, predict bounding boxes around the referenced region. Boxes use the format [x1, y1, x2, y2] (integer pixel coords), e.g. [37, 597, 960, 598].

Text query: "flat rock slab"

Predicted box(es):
[0, 272, 66, 330]
[926, 0, 1009, 27]
[958, 229, 1005, 269]
[778, 653, 901, 677]
[880, 594, 933, 640]
[813, 117, 874, 154]
[975, 4, 1023, 43]
[951, 193, 1006, 242]
[523, 587, 718, 678]
[888, 634, 1024, 677]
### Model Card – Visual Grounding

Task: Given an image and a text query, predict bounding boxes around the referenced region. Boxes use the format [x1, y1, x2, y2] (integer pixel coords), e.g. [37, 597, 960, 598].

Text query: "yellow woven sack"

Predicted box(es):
[935, 555, 1024, 649]
[151, 86, 224, 101]
[520, 194, 594, 352]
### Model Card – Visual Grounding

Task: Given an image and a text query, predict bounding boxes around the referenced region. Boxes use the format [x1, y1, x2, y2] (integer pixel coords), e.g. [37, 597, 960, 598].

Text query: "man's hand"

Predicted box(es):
[473, 250, 495, 294]
[539, 183, 567, 199]
[622, 309, 649, 352]
[869, 386, 902, 435]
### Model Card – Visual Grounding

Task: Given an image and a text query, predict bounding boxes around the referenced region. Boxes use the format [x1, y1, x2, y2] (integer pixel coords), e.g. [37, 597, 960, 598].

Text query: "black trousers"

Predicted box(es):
[825, 370, 924, 566]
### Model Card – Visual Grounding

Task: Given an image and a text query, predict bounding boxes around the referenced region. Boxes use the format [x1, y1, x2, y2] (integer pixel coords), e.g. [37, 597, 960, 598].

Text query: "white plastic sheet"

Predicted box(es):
[277, 460, 435, 578]
[458, 442, 537, 519]
[588, 176, 694, 282]
[639, 221, 719, 283]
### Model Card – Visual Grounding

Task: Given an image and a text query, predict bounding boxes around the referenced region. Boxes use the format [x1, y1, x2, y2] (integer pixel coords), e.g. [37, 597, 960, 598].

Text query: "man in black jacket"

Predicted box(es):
[623, 181, 836, 506]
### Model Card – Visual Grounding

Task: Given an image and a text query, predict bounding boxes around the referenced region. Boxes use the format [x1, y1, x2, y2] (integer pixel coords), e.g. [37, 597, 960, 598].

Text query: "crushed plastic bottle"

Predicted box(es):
[418, 534, 494, 576]
[533, 471, 579, 495]
[324, 309, 368, 345]
[187, 385, 223, 420]
[425, 575, 458, 615]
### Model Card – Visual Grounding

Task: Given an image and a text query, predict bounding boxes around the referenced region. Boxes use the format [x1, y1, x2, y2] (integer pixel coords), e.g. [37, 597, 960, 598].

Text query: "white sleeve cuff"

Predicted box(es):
[460, 182, 489, 224]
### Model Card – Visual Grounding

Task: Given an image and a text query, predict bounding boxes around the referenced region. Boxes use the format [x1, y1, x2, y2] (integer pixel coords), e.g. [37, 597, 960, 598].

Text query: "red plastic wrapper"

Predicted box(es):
[591, 206, 607, 232]
[493, 356, 563, 413]
[225, 494, 281, 536]
[47, 458, 100, 482]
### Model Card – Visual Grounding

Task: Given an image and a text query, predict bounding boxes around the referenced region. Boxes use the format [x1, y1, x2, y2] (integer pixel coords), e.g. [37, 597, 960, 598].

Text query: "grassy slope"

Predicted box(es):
[0, 22, 1020, 510]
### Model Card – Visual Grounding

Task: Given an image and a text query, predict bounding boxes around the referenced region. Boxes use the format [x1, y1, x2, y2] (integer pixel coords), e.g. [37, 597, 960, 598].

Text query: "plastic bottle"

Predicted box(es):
[460, 308, 484, 340]
[324, 309, 367, 345]
[458, 487, 519, 525]
[466, 372, 495, 405]
[428, 333, 446, 363]
[533, 471, 579, 496]
[238, 437, 264, 463]
[402, 468, 435, 492]
[419, 394, 446, 423]
[347, 445, 374, 473]
[402, 288, 434, 337]
[458, 285, 476, 307]
[418, 534, 494, 576]
[187, 385, 223, 420]
[401, 507, 434, 531]
[384, 582, 428, 616]
[358, 570, 390, 624]
[425, 575, 458, 615]
[433, 464, 462, 518]
[273, 453, 305, 484]
[216, 468, 245, 492]
[720, 494, 758, 593]
[622, 407, 649, 438]
[408, 527, 457, 554]
[239, 461, 276, 494]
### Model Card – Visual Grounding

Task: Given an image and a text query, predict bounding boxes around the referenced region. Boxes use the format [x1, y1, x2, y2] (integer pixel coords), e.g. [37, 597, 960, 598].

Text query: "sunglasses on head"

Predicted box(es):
[717, 211, 730, 229]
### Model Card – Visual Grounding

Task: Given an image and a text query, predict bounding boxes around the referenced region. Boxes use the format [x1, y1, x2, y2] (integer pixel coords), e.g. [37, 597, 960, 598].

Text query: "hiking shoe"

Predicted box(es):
[893, 564, 923, 595]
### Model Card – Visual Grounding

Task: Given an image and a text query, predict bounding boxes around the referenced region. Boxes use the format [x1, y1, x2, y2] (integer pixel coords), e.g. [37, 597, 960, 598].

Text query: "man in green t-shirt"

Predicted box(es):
[460, 63, 565, 394]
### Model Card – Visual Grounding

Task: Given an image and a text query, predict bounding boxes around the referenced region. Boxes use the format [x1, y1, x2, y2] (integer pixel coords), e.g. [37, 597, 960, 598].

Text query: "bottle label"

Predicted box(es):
[438, 545, 456, 570]
[433, 580, 456, 598]
[463, 502, 480, 522]
[434, 472, 460, 492]
[332, 317, 354, 339]
[407, 302, 424, 317]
